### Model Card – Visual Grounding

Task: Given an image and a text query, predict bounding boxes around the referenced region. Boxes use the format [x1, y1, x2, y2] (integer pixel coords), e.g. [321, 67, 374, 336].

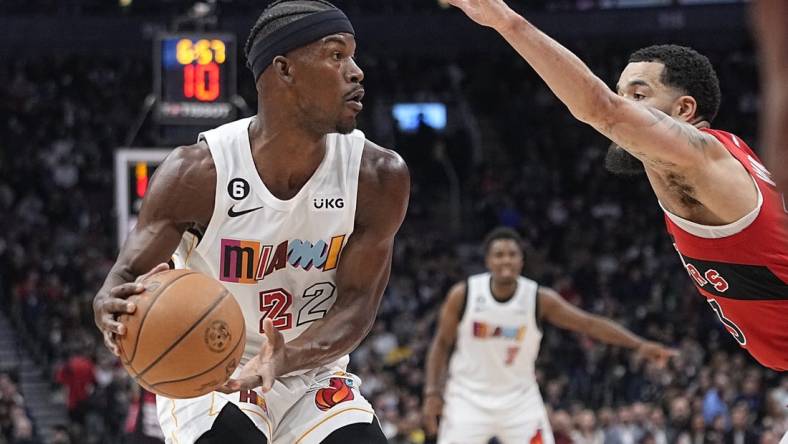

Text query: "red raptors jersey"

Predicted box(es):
[664, 129, 788, 371]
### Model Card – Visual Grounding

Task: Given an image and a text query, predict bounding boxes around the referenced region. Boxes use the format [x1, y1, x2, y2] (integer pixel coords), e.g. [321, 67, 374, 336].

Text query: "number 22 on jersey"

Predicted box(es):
[258, 283, 336, 333]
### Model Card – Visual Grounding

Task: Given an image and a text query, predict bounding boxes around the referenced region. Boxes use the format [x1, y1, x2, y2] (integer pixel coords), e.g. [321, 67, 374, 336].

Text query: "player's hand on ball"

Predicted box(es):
[93, 263, 170, 356]
[444, 0, 515, 29]
[421, 394, 444, 437]
[218, 318, 285, 394]
[636, 340, 679, 368]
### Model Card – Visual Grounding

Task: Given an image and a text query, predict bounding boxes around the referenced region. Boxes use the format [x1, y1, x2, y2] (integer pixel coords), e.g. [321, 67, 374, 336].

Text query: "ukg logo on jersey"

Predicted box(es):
[312, 197, 344, 210]
[219, 235, 346, 284]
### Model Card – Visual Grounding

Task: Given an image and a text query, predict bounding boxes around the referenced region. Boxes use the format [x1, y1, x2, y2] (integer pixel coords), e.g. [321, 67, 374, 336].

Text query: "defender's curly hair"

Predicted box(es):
[629, 44, 722, 122]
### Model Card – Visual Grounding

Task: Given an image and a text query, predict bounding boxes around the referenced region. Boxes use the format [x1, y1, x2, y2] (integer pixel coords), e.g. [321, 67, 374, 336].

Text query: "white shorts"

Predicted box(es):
[438, 388, 554, 444]
[156, 366, 374, 444]
[780, 431, 788, 444]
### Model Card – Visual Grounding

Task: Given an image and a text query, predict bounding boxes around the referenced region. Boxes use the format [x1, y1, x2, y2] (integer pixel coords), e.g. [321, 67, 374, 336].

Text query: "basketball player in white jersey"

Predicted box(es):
[92, 1, 409, 443]
[422, 227, 676, 444]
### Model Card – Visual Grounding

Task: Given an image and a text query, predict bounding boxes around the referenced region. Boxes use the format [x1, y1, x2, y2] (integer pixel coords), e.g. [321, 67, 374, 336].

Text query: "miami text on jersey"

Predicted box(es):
[472, 321, 526, 340]
[219, 235, 346, 284]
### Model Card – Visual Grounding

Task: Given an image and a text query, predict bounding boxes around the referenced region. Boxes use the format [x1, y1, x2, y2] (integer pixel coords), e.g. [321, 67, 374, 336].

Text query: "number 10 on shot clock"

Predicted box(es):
[154, 33, 237, 125]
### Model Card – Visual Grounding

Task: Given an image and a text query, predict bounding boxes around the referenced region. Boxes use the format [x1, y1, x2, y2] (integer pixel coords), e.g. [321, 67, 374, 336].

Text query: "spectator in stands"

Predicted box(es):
[549, 410, 574, 444]
[571, 409, 604, 444]
[54, 346, 94, 427]
[606, 405, 644, 444]
[48, 424, 71, 444]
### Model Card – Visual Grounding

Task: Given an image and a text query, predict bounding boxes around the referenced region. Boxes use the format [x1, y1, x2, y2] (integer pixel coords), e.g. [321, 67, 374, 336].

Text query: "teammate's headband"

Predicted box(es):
[247, 9, 355, 81]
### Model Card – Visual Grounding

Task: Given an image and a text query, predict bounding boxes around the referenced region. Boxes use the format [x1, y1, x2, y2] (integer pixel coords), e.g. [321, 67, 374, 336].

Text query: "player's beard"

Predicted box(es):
[605, 142, 646, 176]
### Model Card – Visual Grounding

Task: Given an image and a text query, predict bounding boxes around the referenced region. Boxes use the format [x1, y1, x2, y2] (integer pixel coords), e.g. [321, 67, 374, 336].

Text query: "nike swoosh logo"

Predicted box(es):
[227, 205, 263, 218]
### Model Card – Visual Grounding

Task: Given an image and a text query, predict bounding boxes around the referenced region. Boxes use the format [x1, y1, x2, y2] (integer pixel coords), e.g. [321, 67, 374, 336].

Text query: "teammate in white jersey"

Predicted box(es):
[92, 1, 409, 443]
[422, 228, 675, 444]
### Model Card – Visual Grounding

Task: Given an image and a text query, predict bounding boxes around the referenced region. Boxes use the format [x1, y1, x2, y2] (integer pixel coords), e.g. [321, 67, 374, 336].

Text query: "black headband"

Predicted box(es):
[247, 9, 355, 82]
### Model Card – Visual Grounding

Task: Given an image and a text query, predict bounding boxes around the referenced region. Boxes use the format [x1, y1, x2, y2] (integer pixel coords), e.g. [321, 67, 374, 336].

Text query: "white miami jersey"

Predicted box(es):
[445, 272, 543, 411]
[172, 117, 364, 370]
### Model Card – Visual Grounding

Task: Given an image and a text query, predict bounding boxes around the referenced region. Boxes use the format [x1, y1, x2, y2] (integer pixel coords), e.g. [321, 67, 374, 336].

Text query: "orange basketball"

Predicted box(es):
[118, 269, 245, 399]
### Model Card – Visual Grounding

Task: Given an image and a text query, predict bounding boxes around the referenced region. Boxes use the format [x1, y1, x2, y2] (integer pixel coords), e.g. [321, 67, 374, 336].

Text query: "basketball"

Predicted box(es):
[117, 269, 246, 399]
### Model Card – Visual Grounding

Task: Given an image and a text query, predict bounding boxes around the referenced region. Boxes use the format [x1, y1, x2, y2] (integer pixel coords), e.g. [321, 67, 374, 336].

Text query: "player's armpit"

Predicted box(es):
[275, 142, 410, 375]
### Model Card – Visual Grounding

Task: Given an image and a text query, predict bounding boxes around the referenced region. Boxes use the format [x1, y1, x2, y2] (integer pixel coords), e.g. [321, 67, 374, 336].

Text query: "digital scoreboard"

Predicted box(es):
[155, 33, 237, 125]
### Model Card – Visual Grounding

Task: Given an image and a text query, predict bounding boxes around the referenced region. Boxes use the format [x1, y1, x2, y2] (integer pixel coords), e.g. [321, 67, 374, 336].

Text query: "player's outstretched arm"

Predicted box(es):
[422, 281, 465, 437]
[92, 144, 215, 355]
[446, 0, 723, 171]
[538, 287, 677, 366]
[754, 0, 788, 198]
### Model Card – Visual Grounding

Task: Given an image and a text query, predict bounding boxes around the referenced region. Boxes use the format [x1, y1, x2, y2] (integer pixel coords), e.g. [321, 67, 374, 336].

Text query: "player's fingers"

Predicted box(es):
[260, 371, 275, 393]
[216, 374, 262, 393]
[262, 318, 281, 346]
[235, 374, 264, 392]
[103, 331, 120, 356]
[136, 263, 170, 283]
[216, 379, 241, 394]
[110, 282, 145, 299]
[101, 298, 137, 316]
[102, 317, 127, 336]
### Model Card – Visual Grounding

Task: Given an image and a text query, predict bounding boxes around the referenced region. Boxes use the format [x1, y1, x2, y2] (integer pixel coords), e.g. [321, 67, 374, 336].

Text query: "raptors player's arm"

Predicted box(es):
[422, 281, 466, 436]
[221, 141, 410, 392]
[754, 0, 788, 198]
[447, 0, 756, 220]
[538, 287, 676, 366]
[92, 143, 215, 355]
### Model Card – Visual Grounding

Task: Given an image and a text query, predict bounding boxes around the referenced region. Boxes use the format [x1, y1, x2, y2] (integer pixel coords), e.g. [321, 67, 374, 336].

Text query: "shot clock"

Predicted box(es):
[154, 33, 237, 125]
[114, 148, 172, 248]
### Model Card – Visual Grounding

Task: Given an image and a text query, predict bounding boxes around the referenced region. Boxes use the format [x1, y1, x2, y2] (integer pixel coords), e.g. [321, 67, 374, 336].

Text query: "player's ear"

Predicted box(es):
[272, 55, 295, 84]
[674, 95, 699, 123]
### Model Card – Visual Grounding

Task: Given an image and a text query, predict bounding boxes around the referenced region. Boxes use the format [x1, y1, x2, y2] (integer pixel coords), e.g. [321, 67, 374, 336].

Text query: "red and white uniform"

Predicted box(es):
[663, 129, 788, 371]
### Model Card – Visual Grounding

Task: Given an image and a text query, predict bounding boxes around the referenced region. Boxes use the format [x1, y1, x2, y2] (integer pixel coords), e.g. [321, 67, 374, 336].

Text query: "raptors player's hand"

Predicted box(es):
[636, 340, 679, 368]
[443, 0, 515, 29]
[218, 318, 285, 394]
[93, 263, 170, 356]
[421, 394, 444, 437]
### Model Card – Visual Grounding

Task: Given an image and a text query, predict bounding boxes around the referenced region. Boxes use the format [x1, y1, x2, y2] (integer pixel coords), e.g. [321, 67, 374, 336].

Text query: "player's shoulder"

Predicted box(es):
[357, 139, 410, 199]
[162, 141, 216, 186]
[353, 139, 410, 228]
[138, 141, 215, 225]
[441, 280, 468, 319]
[360, 139, 409, 178]
[702, 128, 756, 153]
[447, 280, 468, 300]
[695, 127, 750, 161]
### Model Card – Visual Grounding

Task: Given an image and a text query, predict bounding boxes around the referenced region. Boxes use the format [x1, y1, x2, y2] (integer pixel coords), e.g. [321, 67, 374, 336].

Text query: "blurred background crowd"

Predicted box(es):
[1, 0, 785, 443]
